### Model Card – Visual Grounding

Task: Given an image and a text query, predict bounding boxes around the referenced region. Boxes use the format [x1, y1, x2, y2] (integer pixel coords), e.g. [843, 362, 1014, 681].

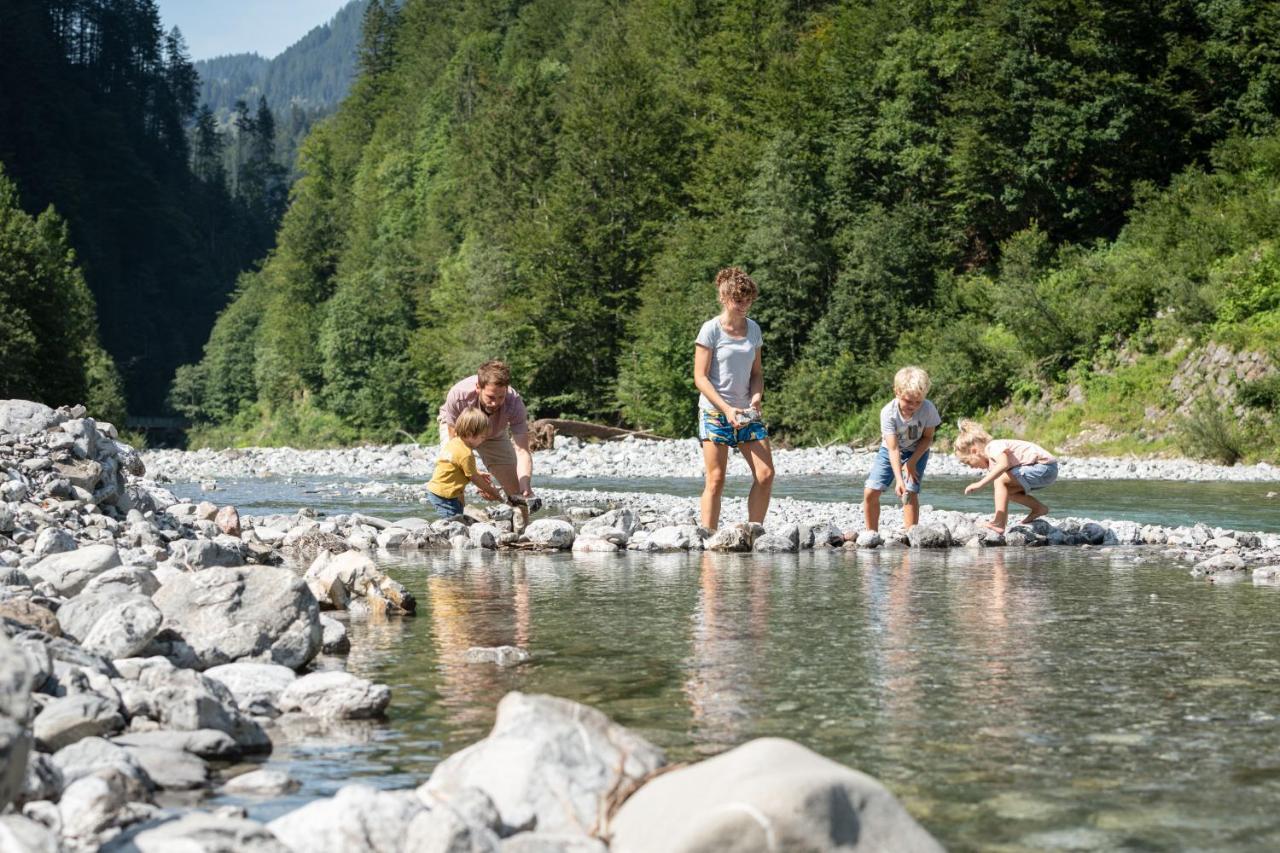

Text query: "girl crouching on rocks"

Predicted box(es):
[693, 267, 774, 529]
[954, 420, 1059, 534]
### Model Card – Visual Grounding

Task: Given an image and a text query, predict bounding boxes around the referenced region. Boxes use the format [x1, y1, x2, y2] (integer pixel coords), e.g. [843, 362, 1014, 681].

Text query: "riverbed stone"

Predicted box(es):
[1, 632, 35, 811]
[118, 658, 268, 752]
[1252, 566, 1280, 585]
[753, 532, 797, 553]
[0, 814, 58, 853]
[120, 744, 208, 790]
[275, 671, 390, 719]
[1193, 553, 1247, 574]
[27, 545, 122, 596]
[501, 834, 607, 852]
[464, 646, 531, 667]
[102, 813, 290, 853]
[81, 566, 160, 598]
[269, 784, 424, 853]
[0, 598, 59, 635]
[32, 528, 75, 560]
[609, 737, 943, 853]
[52, 737, 152, 797]
[0, 400, 59, 436]
[855, 530, 883, 549]
[223, 768, 300, 796]
[470, 523, 501, 549]
[112, 729, 241, 761]
[204, 662, 297, 717]
[908, 524, 950, 548]
[571, 537, 619, 553]
[423, 691, 666, 836]
[150, 565, 321, 671]
[18, 753, 62, 805]
[57, 593, 162, 659]
[320, 614, 350, 654]
[33, 693, 124, 752]
[523, 519, 575, 549]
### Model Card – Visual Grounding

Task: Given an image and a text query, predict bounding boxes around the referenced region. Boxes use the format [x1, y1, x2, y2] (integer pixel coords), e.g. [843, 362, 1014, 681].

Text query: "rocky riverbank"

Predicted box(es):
[4, 396, 1278, 851]
[143, 435, 1280, 484]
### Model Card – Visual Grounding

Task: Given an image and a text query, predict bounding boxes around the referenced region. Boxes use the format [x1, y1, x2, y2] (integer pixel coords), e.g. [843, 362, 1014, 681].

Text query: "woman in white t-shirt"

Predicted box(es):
[692, 267, 774, 529]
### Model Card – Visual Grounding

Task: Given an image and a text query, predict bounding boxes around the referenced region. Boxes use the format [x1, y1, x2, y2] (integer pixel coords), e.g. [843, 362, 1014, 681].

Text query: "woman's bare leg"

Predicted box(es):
[701, 441, 729, 528]
[739, 439, 775, 524]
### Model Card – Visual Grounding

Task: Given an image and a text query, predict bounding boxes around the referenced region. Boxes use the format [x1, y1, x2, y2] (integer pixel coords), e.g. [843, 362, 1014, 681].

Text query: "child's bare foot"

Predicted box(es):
[1021, 501, 1049, 524]
[980, 520, 1005, 535]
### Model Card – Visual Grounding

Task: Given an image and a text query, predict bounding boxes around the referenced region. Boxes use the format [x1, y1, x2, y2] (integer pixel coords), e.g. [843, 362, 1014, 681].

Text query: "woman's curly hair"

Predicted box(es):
[715, 267, 758, 303]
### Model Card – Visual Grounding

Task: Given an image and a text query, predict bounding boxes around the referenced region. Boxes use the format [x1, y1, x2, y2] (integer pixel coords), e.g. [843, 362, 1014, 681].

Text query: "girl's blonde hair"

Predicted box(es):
[715, 267, 758, 303]
[954, 419, 992, 462]
[454, 407, 491, 440]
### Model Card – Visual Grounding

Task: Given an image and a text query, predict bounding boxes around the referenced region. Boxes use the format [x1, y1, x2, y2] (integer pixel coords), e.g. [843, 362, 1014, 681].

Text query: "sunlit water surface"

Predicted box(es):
[175, 476, 1280, 850]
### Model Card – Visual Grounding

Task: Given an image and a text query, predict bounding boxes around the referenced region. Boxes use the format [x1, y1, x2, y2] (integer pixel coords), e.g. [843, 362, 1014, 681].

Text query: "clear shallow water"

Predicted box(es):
[214, 546, 1280, 851]
[172, 474, 1280, 533]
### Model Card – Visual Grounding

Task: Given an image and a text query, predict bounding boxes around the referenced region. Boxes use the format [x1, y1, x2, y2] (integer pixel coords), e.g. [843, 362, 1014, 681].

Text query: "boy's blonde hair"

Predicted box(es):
[954, 418, 993, 462]
[715, 267, 758, 303]
[454, 407, 490, 440]
[893, 366, 931, 398]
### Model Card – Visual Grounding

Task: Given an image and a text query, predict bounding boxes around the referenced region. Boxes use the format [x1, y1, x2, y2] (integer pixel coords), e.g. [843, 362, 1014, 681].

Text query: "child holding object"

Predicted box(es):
[954, 419, 1059, 533]
[862, 366, 941, 532]
[426, 407, 502, 518]
[693, 267, 774, 529]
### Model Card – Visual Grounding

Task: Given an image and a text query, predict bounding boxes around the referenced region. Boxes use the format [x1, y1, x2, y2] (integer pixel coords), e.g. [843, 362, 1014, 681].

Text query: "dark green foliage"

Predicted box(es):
[0, 0, 274, 414]
[1238, 375, 1280, 411]
[0, 167, 125, 424]
[1177, 398, 1249, 465]
[175, 0, 1280, 447]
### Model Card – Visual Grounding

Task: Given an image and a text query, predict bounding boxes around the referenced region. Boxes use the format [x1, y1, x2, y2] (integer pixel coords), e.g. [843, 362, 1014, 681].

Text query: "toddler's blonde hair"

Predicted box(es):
[893, 366, 931, 398]
[454, 407, 491, 440]
[954, 419, 993, 463]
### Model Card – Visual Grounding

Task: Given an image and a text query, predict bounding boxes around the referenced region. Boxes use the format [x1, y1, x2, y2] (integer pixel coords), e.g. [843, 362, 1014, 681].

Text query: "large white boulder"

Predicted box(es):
[27, 545, 122, 596]
[150, 565, 321, 670]
[422, 692, 665, 836]
[609, 737, 943, 852]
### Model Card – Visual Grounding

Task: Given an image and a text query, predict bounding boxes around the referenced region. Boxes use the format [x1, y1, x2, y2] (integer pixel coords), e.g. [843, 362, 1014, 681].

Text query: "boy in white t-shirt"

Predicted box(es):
[862, 366, 941, 532]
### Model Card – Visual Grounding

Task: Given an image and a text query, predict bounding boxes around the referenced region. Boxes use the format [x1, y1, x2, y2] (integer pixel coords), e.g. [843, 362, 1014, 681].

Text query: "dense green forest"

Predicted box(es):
[0, 0, 279, 415]
[170, 0, 1278, 459]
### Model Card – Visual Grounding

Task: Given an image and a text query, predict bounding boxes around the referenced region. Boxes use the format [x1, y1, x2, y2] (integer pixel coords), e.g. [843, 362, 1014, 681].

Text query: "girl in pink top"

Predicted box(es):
[954, 420, 1059, 533]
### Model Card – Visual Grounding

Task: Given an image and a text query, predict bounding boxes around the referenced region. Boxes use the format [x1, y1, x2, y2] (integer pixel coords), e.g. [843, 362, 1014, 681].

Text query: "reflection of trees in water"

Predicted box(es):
[684, 552, 773, 748]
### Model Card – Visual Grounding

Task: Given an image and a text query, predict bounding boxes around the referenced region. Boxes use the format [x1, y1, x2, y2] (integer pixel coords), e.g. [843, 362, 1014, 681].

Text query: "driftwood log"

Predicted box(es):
[528, 418, 666, 451]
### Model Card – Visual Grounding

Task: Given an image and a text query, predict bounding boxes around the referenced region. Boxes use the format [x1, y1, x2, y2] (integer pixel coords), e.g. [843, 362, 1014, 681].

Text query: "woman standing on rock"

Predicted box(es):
[693, 267, 774, 528]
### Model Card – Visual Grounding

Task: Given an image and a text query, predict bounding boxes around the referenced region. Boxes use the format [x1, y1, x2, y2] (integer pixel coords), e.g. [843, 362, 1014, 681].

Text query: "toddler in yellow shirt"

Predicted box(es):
[427, 407, 501, 518]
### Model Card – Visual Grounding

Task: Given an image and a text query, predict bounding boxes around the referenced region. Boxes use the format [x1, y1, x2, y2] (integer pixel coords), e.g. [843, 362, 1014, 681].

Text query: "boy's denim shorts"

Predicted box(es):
[698, 410, 767, 448]
[427, 491, 464, 518]
[864, 446, 929, 493]
[1012, 461, 1059, 492]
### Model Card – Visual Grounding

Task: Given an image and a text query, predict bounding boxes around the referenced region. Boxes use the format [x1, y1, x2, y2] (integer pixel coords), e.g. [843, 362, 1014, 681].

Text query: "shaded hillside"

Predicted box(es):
[0, 0, 276, 414]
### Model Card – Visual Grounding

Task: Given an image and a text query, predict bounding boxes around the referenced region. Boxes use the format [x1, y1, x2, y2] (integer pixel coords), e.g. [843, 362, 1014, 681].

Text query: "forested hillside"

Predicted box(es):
[0, 0, 277, 415]
[173, 0, 1280, 457]
[195, 0, 367, 115]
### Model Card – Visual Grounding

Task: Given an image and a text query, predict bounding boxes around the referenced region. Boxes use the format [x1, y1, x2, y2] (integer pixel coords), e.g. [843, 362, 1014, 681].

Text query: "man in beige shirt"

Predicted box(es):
[438, 360, 535, 501]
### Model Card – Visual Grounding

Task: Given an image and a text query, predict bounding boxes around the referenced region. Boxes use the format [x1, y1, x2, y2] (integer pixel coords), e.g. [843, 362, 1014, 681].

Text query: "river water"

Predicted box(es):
[186, 477, 1280, 851]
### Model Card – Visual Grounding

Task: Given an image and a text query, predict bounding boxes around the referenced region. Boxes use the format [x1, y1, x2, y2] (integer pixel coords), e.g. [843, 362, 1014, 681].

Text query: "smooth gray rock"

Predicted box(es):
[56, 593, 162, 659]
[222, 768, 300, 796]
[500, 834, 606, 852]
[81, 566, 160, 598]
[58, 770, 134, 840]
[118, 658, 268, 752]
[168, 538, 244, 570]
[204, 662, 297, 717]
[112, 728, 241, 761]
[26, 545, 122, 596]
[855, 530, 883, 549]
[101, 813, 290, 853]
[269, 785, 424, 853]
[523, 519, 575, 549]
[470, 523, 501, 549]
[31, 528, 75, 560]
[609, 737, 943, 853]
[120, 744, 208, 790]
[319, 614, 350, 654]
[704, 525, 752, 552]
[33, 693, 124, 752]
[0, 632, 34, 810]
[276, 671, 390, 719]
[907, 524, 950, 548]
[53, 737, 152, 796]
[423, 692, 665, 836]
[753, 533, 797, 553]
[150, 565, 321, 671]
[0, 400, 59, 436]
[649, 525, 699, 551]
[1194, 553, 1247, 574]
[0, 814, 59, 853]
[584, 508, 639, 536]
[463, 646, 531, 667]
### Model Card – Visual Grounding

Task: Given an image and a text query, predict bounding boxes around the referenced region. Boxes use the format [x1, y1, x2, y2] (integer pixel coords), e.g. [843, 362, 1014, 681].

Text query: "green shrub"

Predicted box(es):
[1238, 374, 1280, 411]
[1177, 398, 1248, 465]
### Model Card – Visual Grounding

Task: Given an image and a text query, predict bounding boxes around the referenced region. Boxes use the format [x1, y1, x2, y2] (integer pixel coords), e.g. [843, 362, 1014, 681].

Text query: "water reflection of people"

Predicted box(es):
[684, 552, 772, 749]
[426, 552, 533, 738]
